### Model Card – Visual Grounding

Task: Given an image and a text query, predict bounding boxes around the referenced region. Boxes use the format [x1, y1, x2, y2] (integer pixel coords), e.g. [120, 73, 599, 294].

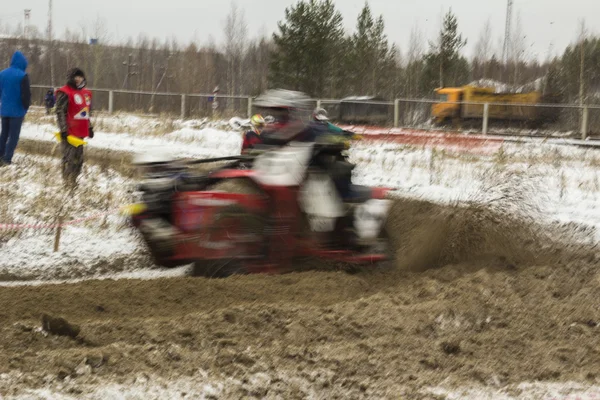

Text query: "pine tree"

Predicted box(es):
[422, 9, 468, 93]
[270, 0, 344, 97]
[545, 60, 566, 100]
[556, 37, 600, 102]
[348, 2, 396, 96]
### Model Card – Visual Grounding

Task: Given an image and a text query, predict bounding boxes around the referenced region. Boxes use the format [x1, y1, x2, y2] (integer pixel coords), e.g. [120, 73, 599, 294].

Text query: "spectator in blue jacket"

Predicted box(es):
[0, 51, 31, 166]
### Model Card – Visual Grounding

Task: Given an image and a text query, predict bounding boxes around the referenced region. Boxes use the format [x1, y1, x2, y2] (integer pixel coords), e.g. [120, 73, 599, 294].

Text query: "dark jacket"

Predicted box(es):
[242, 130, 262, 152]
[0, 51, 31, 118]
[45, 91, 56, 108]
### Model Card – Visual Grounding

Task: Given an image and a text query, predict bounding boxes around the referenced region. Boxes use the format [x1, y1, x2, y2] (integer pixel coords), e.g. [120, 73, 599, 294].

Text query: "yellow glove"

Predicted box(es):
[54, 132, 87, 147]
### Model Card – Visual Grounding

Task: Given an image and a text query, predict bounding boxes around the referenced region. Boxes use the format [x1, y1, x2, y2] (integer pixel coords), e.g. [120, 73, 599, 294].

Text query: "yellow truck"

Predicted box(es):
[431, 86, 554, 126]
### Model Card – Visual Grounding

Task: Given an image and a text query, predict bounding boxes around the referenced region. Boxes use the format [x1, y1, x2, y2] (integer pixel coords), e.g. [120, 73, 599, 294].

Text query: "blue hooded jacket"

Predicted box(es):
[0, 51, 31, 118]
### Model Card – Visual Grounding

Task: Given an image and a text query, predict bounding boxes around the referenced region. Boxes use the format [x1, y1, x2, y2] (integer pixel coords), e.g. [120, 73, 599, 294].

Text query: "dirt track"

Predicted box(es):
[1, 197, 600, 398]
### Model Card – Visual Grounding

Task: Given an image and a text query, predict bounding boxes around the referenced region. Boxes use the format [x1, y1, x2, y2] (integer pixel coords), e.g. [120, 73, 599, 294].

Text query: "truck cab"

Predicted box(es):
[431, 88, 464, 124]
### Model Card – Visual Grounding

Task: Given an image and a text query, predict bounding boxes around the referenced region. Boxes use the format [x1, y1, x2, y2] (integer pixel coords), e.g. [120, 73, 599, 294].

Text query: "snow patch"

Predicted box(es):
[19, 121, 243, 159]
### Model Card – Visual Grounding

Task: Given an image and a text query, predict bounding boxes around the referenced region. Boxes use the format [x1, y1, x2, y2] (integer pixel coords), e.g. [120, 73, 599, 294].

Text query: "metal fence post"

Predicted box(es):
[247, 97, 253, 118]
[180, 94, 187, 119]
[316, 99, 321, 110]
[482, 103, 489, 135]
[393, 99, 400, 128]
[108, 90, 114, 114]
[581, 106, 589, 140]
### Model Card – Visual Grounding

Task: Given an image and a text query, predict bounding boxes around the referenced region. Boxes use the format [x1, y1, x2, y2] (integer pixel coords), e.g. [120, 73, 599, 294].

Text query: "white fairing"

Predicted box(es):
[132, 146, 176, 165]
[354, 199, 391, 239]
[229, 117, 251, 130]
[252, 142, 313, 187]
[299, 173, 345, 232]
[228, 116, 275, 131]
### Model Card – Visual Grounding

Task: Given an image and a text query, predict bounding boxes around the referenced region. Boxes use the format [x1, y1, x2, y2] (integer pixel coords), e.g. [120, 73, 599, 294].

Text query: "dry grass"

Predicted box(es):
[16, 138, 137, 178]
[92, 112, 180, 137]
[589, 155, 600, 168]
[24, 109, 56, 126]
[26, 107, 190, 138]
[0, 153, 134, 243]
[493, 146, 508, 165]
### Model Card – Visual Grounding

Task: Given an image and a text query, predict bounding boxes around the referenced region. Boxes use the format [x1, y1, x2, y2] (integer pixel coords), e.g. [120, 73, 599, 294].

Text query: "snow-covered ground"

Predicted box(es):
[3, 371, 600, 399]
[1, 113, 599, 284]
[430, 382, 600, 400]
[350, 140, 600, 245]
[0, 152, 146, 282]
[20, 114, 242, 159]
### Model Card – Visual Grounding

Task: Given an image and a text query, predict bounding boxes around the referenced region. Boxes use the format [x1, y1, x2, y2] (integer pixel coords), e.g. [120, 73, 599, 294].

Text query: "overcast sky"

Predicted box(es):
[3, 0, 599, 60]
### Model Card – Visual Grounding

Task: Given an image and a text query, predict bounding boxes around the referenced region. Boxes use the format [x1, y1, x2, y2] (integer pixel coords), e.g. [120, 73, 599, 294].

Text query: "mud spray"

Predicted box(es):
[387, 167, 595, 272]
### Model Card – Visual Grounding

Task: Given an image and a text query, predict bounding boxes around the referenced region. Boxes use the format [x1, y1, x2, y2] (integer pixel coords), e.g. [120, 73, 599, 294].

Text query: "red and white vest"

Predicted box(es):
[56, 85, 92, 138]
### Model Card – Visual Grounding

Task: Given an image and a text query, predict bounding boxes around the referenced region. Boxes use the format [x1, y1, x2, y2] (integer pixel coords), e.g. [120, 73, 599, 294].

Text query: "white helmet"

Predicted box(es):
[313, 107, 329, 121]
[253, 89, 312, 110]
[253, 89, 312, 124]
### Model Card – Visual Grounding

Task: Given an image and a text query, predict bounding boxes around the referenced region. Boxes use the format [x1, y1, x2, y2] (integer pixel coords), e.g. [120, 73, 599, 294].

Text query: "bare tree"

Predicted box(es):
[242, 34, 271, 96]
[204, 35, 218, 92]
[389, 45, 403, 98]
[407, 25, 424, 64]
[473, 18, 493, 78]
[0, 20, 9, 35]
[405, 24, 424, 97]
[223, 2, 248, 97]
[85, 16, 110, 87]
[510, 11, 527, 84]
[578, 19, 587, 106]
[236, 15, 248, 95]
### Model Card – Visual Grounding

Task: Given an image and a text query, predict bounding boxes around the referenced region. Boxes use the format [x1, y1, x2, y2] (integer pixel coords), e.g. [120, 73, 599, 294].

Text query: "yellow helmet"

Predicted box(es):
[251, 114, 266, 134]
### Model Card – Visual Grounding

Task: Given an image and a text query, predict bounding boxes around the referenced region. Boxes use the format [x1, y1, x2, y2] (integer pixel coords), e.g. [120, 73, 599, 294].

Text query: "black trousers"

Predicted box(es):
[61, 142, 84, 186]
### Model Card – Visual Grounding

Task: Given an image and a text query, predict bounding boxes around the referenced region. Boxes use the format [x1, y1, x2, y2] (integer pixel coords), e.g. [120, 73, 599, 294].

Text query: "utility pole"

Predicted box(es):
[579, 19, 588, 139]
[579, 20, 586, 107]
[438, 29, 444, 88]
[23, 9, 31, 39]
[122, 54, 138, 90]
[502, 0, 513, 66]
[47, 0, 55, 87]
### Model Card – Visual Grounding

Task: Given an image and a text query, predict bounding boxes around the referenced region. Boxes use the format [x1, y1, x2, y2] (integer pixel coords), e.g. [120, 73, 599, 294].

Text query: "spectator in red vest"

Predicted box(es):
[55, 68, 94, 187]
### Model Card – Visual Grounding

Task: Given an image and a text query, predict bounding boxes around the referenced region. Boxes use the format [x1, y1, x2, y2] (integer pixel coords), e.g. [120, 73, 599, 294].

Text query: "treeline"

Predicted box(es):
[0, 17, 270, 97]
[0, 0, 597, 104]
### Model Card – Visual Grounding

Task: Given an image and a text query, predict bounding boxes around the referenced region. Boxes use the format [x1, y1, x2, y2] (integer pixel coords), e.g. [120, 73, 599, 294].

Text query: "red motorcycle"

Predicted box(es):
[127, 141, 392, 277]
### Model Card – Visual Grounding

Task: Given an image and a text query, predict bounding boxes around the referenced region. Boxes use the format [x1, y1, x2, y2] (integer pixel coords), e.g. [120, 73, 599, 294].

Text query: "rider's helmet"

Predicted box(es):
[250, 114, 266, 134]
[253, 89, 312, 128]
[313, 107, 329, 122]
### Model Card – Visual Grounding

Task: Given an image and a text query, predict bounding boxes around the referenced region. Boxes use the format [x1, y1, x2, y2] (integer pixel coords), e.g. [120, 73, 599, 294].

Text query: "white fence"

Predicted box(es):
[31, 85, 600, 139]
[31, 84, 251, 121]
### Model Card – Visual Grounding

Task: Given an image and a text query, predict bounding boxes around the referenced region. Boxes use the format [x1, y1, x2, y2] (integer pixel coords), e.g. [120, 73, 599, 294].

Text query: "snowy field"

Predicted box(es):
[351, 140, 600, 245]
[4, 374, 600, 400]
[20, 113, 243, 159]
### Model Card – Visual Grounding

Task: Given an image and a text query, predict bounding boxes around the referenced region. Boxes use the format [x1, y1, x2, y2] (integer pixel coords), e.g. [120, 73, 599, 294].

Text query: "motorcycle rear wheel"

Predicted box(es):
[192, 179, 267, 278]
